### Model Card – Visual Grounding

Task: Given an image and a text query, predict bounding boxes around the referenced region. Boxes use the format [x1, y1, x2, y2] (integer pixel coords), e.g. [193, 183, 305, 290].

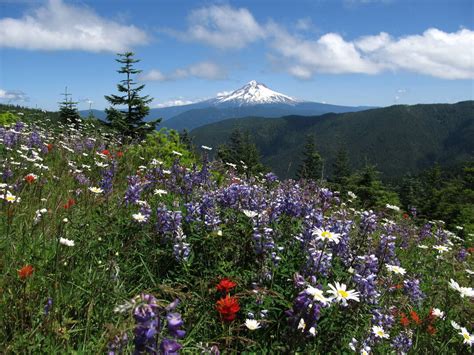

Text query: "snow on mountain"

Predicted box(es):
[210, 80, 299, 106]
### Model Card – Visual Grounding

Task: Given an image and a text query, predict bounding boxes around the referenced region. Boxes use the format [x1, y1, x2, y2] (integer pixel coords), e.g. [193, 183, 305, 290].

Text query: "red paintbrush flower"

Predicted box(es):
[116, 151, 123, 158]
[216, 295, 240, 322]
[216, 278, 237, 293]
[63, 198, 76, 209]
[427, 325, 437, 335]
[410, 310, 421, 325]
[101, 149, 110, 156]
[400, 312, 410, 327]
[47, 143, 53, 152]
[18, 265, 34, 279]
[24, 173, 37, 184]
[402, 213, 409, 219]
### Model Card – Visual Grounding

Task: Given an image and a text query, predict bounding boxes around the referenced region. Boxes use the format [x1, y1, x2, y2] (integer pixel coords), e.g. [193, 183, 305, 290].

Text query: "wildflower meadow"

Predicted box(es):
[1, 109, 473, 353]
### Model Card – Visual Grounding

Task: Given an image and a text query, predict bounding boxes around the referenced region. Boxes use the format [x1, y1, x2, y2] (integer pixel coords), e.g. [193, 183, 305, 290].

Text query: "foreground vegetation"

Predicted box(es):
[0, 108, 473, 353]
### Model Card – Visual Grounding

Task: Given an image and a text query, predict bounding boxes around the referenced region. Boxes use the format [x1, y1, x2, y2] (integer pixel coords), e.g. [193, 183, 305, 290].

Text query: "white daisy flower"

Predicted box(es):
[385, 204, 400, 212]
[59, 237, 75, 247]
[372, 325, 389, 339]
[132, 212, 148, 223]
[305, 285, 331, 305]
[431, 308, 445, 319]
[201, 145, 212, 150]
[245, 319, 261, 330]
[433, 245, 450, 253]
[88, 187, 103, 194]
[451, 321, 461, 330]
[327, 282, 360, 306]
[386, 264, 407, 275]
[242, 210, 259, 218]
[459, 327, 474, 346]
[312, 228, 341, 244]
[154, 189, 167, 196]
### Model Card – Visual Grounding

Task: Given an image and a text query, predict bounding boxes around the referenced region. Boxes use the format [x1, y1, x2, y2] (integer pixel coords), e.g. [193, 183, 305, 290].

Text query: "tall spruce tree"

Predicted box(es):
[297, 134, 322, 181]
[58, 87, 81, 128]
[105, 52, 160, 141]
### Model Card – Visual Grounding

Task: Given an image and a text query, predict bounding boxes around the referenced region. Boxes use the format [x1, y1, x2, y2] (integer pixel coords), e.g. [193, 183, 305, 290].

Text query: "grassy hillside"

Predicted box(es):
[191, 101, 474, 179]
[1, 106, 473, 353]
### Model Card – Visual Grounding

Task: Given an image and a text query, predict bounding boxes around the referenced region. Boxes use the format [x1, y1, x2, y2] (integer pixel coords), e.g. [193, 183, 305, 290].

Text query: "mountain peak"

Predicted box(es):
[212, 81, 299, 106]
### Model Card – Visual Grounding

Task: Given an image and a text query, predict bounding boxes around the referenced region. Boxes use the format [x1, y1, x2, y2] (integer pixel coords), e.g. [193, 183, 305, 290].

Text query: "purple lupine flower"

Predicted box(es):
[133, 294, 161, 353]
[124, 175, 143, 206]
[100, 160, 117, 194]
[376, 234, 398, 266]
[353, 255, 379, 304]
[456, 248, 468, 262]
[403, 278, 425, 305]
[44, 298, 53, 316]
[360, 210, 378, 234]
[108, 332, 129, 355]
[166, 313, 186, 338]
[391, 332, 413, 354]
[28, 131, 42, 148]
[159, 338, 182, 355]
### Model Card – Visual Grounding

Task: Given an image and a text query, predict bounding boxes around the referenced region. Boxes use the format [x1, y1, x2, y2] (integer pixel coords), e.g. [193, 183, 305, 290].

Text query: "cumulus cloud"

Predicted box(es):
[166, 4, 265, 49]
[167, 4, 473, 80]
[0, 89, 29, 102]
[141, 61, 227, 81]
[0, 0, 148, 52]
[355, 28, 474, 79]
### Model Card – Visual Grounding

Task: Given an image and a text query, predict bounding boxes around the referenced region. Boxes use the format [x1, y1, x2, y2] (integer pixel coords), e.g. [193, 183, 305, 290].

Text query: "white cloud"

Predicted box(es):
[0, 89, 28, 102]
[141, 61, 227, 81]
[165, 4, 474, 80]
[140, 69, 167, 81]
[355, 28, 474, 79]
[155, 99, 196, 108]
[269, 24, 473, 79]
[167, 4, 265, 49]
[0, 0, 148, 52]
[216, 90, 232, 97]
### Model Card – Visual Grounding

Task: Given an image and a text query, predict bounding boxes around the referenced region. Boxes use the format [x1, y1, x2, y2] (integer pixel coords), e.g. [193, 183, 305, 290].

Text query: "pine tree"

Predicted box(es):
[217, 128, 266, 176]
[105, 52, 160, 141]
[58, 87, 81, 128]
[332, 146, 351, 186]
[297, 134, 322, 181]
[179, 129, 193, 150]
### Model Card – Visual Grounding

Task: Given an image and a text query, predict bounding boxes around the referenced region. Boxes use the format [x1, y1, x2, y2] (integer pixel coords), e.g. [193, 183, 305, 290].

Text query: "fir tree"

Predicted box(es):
[105, 52, 160, 141]
[297, 134, 322, 181]
[332, 146, 351, 186]
[58, 87, 81, 128]
[217, 128, 266, 176]
[179, 129, 193, 150]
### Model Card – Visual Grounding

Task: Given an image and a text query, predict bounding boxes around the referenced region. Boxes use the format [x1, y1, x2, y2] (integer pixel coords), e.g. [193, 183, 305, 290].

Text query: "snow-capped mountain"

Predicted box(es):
[210, 80, 299, 106]
[82, 80, 373, 131]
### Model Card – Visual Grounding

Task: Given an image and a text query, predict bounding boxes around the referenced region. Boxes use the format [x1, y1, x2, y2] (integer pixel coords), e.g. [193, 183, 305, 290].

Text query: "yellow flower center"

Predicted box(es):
[377, 330, 384, 337]
[322, 231, 332, 239]
[6, 196, 15, 202]
[338, 289, 349, 298]
[463, 333, 470, 340]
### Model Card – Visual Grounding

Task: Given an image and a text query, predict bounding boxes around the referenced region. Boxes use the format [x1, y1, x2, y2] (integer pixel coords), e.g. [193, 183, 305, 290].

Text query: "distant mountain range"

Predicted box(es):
[80, 80, 372, 131]
[191, 101, 474, 180]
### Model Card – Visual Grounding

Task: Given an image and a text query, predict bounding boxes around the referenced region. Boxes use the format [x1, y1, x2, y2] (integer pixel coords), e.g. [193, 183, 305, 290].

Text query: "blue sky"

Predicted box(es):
[0, 0, 472, 111]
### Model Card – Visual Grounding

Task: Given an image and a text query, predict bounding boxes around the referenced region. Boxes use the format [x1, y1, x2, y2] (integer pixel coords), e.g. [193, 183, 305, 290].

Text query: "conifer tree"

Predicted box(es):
[217, 128, 266, 176]
[58, 87, 81, 128]
[105, 52, 160, 141]
[179, 129, 193, 150]
[332, 146, 351, 186]
[297, 134, 322, 181]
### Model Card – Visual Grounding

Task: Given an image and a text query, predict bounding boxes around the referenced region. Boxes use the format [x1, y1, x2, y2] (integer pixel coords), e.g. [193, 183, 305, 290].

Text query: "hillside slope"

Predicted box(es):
[191, 101, 474, 179]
